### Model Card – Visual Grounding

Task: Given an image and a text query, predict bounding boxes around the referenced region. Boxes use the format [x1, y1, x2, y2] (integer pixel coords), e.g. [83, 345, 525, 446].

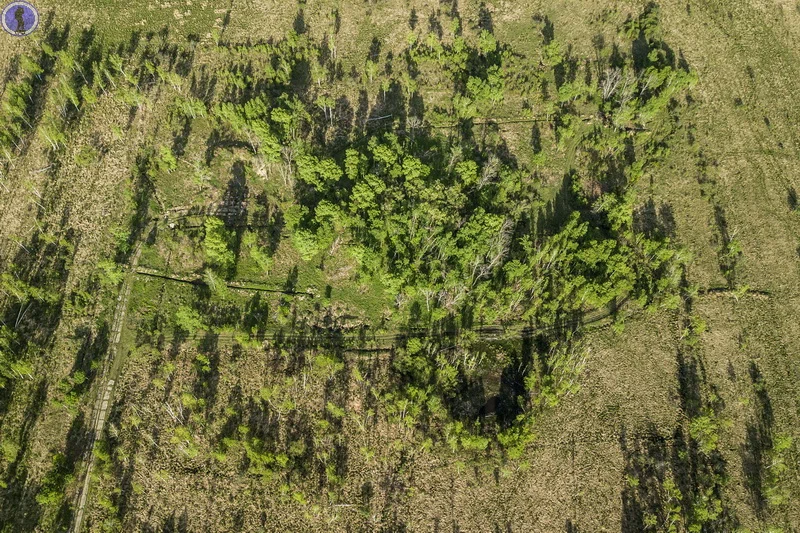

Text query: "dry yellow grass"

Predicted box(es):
[1, 0, 799, 531]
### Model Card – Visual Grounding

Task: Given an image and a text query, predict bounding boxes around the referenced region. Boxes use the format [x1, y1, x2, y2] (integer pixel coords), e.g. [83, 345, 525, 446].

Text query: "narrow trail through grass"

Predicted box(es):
[71, 234, 145, 533]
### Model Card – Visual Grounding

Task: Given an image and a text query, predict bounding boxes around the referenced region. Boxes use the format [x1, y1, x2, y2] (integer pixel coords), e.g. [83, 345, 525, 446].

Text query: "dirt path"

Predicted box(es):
[71, 239, 144, 533]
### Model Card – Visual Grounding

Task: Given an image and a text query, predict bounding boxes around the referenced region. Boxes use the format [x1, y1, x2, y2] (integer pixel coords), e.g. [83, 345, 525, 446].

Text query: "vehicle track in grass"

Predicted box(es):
[71, 235, 145, 533]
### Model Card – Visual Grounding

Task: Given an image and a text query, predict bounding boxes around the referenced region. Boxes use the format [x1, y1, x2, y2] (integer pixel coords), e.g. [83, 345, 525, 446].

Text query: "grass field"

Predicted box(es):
[0, 0, 799, 532]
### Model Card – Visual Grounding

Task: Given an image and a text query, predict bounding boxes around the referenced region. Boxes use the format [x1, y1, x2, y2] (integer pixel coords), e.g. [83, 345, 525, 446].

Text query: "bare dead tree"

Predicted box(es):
[601, 67, 623, 100]
[479, 153, 501, 188]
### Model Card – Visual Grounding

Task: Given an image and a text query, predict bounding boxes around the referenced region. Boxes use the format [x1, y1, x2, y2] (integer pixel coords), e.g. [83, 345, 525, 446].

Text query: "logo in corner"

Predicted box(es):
[2, 1, 38, 37]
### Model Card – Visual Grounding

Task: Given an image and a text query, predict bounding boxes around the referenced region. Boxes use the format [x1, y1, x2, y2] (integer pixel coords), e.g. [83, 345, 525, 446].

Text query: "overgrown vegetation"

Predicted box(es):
[0, 1, 798, 532]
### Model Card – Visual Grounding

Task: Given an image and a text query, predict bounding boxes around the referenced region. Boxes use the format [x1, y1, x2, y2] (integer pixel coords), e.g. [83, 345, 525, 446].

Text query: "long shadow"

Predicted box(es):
[171, 116, 192, 157]
[4, 19, 70, 161]
[712, 204, 739, 288]
[619, 424, 670, 533]
[533, 14, 554, 45]
[158, 509, 189, 533]
[367, 80, 406, 131]
[251, 192, 284, 254]
[535, 172, 585, 241]
[494, 335, 537, 427]
[0, 380, 48, 529]
[676, 347, 702, 418]
[71, 321, 110, 394]
[628, 3, 677, 73]
[215, 384, 244, 444]
[331, 96, 354, 145]
[116, 153, 156, 263]
[49, 413, 90, 531]
[189, 66, 217, 102]
[204, 130, 252, 165]
[193, 331, 221, 415]
[242, 293, 270, 338]
[633, 198, 676, 239]
[619, 419, 734, 532]
[0, 224, 74, 425]
[220, 161, 250, 277]
[476, 2, 493, 32]
[740, 361, 774, 516]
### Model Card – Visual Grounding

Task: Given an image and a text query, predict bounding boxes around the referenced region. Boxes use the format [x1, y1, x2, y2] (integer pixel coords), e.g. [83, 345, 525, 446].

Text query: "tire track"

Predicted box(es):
[71, 237, 144, 533]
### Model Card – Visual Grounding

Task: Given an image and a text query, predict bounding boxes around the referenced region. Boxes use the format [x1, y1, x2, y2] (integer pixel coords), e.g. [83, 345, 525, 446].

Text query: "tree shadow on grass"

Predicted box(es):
[676, 347, 703, 418]
[157, 509, 189, 533]
[51, 412, 91, 531]
[787, 187, 798, 211]
[192, 331, 221, 415]
[71, 321, 111, 394]
[171, 116, 192, 157]
[535, 172, 587, 241]
[0, 380, 48, 529]
[741, 360, 774, 517]
[633, 199, 676, 240]
[494, 335, 537, 427]
[619, 424, 670, 533]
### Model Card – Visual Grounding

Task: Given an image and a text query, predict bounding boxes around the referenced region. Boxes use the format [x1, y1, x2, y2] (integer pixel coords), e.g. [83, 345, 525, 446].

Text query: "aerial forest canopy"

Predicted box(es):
[0, 1, 797, 532]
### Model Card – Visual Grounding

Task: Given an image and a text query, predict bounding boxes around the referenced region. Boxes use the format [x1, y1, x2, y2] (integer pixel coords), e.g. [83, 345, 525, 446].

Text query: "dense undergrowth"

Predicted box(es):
[0, 2, 794, 532]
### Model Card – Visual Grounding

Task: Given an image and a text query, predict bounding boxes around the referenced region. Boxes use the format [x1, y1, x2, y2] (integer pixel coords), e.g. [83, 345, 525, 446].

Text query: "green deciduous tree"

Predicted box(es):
[203, 217, 235, 272]
[174, 306, 206, 335]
